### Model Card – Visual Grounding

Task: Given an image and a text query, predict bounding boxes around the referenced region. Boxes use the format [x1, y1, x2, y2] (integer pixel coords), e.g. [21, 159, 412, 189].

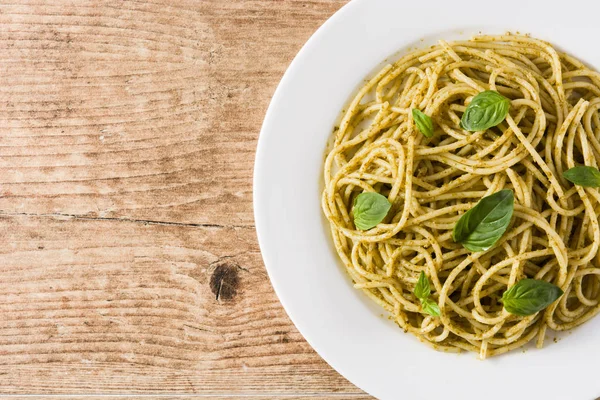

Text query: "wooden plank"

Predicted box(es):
[0, 0, 345, 227]
[0, 215, 361, 395]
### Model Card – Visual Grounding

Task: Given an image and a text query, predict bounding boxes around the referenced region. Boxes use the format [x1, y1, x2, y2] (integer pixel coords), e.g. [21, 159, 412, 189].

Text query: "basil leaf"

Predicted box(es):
[460, 90, 510, 132]
[414, 271, 431, 300]
[412, 109, 434, 138]
[502, 279, 564, 316]
[414, 272, 439, 316]
[421, 298, 440, 317]
[452, 190, 514, 252]
[353, 192, 391, 230]
[563, 166, 600, 187]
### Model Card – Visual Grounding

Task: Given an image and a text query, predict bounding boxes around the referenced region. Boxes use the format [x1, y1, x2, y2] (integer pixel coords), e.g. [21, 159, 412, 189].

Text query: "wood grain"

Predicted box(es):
[0, 0, 370, 398]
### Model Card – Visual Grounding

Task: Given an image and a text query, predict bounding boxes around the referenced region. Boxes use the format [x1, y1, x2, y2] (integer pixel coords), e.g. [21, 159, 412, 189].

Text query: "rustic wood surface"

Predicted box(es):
[0, 0, 373, 398]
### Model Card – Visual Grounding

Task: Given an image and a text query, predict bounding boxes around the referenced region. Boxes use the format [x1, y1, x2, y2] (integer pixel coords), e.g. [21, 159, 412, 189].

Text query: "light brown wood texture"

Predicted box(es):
[0, 0, 372, 397]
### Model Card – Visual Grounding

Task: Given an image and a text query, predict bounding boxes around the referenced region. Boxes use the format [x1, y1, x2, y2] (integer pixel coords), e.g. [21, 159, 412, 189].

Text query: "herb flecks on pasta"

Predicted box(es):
[321, 34, 600, 359]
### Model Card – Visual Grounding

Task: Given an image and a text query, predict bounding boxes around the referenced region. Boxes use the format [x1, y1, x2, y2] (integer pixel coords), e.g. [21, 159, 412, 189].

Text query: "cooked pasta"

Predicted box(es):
[321, 34, 600, 358]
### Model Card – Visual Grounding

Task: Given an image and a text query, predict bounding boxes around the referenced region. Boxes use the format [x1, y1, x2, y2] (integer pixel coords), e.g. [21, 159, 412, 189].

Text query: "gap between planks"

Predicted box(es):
[0, 210, 255, 230]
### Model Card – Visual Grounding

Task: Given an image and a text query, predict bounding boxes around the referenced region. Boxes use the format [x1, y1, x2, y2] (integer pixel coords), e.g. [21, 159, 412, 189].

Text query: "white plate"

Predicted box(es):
[253, 1, 600, 399]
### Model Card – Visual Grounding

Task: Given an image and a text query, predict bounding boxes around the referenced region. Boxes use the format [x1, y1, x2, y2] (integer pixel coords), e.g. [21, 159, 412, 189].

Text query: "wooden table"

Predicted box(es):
[0, 0, 376, 398]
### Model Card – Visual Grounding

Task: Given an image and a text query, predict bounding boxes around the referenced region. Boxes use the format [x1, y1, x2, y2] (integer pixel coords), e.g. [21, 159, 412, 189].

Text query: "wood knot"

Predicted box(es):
[210, 263, 240, 301]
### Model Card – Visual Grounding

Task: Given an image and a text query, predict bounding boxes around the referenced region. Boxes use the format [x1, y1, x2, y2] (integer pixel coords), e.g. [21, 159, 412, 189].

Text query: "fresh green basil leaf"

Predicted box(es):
[421, 298, 440, 317]
[452, 189, 514, 252]
[563, 166, 600, 187]
[414, 271, 431, 300]
[501, 279, 564, 316]
[353, 192, 391, 230]
[412, 109, 434, 138]
[460, 90, 510, 132]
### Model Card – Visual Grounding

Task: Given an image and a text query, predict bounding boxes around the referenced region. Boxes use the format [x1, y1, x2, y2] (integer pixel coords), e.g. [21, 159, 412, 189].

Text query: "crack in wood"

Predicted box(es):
[183, 324, 211, 333]
[0, 210, 255, 230]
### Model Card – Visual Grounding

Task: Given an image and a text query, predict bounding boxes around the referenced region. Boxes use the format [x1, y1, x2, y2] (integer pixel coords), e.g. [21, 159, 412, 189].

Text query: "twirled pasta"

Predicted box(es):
[321, 34, 600, 358]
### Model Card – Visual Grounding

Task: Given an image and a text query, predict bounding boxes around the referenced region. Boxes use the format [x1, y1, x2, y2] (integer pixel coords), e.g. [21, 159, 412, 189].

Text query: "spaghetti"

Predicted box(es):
[321, 34, 600, 358]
